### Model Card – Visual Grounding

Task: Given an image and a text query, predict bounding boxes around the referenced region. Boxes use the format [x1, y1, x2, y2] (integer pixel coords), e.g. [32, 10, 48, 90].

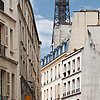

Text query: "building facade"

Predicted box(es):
[0, 0, 41, 100]
[41, 38, 70, 100]
[61, 49, 83, 100]
[41, 10, 100, 100]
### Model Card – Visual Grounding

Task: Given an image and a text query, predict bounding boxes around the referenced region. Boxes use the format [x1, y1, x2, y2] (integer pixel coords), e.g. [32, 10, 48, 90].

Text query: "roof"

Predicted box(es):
[74, 10, 99, 12]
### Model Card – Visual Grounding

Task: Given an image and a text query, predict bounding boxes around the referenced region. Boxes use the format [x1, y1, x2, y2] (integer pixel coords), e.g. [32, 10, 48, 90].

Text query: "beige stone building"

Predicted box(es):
[0, 0, 41, 100]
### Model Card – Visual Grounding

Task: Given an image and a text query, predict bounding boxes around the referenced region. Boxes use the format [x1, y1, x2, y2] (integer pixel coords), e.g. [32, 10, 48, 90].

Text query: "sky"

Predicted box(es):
[30, 0, 100, 58]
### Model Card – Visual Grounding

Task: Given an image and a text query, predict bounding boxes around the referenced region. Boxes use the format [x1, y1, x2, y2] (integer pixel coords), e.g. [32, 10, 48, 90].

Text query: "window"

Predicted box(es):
[47, 89, 48, 100]
[0, 0, 4, 11]
[67, 81, 70, 95]
[44, 90, 46, 100]
[22, 26, 24, 44]
[72, 79, 75, 94]
[0, 25, 1, 44]
[64, 83, 66, 94]
[51, 69, 52, 82]
[72, 59, 75, 73]
[55, 66, 57, 79]
[12, 73, 15, 99]
[22, 0, 23, 11]
[50, 87, 52, 100]
[58, 64, 60, 78]
[10, 29, 13, 52]
[9, 0, 12, 8]
[77, 77, 80, 88]
[77, 57, 80, 71]
[68, 62, 70, 75]
[5, 26, 8, 47]
[44, 72, 46, 85]
[77, 77, 80, 93]
[47, 71, 48, 84]
[7, 72, 10, 96]
[58, 84, 60, 97]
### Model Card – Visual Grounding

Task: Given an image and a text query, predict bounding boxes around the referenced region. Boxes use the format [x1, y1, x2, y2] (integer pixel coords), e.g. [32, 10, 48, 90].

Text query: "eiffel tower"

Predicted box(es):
[54, 0, 71, 27]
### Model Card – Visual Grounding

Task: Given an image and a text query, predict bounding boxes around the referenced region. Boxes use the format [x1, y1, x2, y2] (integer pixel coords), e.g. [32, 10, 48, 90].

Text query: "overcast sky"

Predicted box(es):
[30, 0, 100, 58]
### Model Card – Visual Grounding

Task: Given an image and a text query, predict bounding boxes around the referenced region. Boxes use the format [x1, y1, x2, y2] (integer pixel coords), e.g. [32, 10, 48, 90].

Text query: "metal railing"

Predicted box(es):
[0, 95, 8, 100]
[76, 88, 80, 93]
[78, 67, 80, 71]
[67, 91, 70, 95]
[72, 89, 75, 94]
[73, 69, 75, 73]
[0, 44, 5, 56]
[63, 92, 66, 97]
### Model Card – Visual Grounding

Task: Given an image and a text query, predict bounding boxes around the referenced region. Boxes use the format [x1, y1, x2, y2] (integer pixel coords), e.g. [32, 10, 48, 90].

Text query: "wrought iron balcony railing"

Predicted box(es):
[0, 95, 8, 100]
[76, 88, 80, 93]
[72, 89, 75, 94]
[0, 44, 5, 56]
[67, 91, 70, 95]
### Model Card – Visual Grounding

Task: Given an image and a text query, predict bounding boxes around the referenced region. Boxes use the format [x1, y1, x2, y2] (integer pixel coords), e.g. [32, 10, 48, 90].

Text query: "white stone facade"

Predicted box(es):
[62, 49, 82, 100]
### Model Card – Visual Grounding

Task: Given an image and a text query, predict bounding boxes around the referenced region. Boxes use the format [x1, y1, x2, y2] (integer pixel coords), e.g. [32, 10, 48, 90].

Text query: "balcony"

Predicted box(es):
[0, 0, 4, 11]
[51, 78, 52, 82]
[63, 92, 66, 97]
[72, 89, 75, 94]
[63, 72, 66, 77]
[67, 70, 70, 75]
[55, 76, 57, 79]
[0, 44, 5, 56]
[47, 80, 48, 84]
[73, 69, 75, 73]
[78, 67, 80, 71]
[67, 91, 70, 95]
[58, 74, 60, 78]
[44, 82, 46, 85]
[76, 88, 80, 93]
[0, 95, 8, 100]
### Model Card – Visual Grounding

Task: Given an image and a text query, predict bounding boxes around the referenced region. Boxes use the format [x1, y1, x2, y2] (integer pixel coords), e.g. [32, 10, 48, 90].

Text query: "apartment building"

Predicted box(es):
[41, 10, 100, 100]
[41, 38, 70, 100]
[62, 48, 83, 100]
[0, 0, 41, 100]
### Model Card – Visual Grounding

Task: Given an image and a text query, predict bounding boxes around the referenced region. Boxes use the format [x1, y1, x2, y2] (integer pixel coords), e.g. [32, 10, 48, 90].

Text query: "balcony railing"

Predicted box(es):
[51, 78, 52, 82]
[72, 89, 75, 94]
[58, 74, 60, 78]
[55, 76, 57, 79]
[0, 44, 5, 56]
[0, 95, 8, 100]
[0, 0, 4, 11]
[63, 92, 66, 97]
[47, 80, 48, 84]
[78, 67, 80, 71]
[67, 91, 70, 95]
[76, 88, 80, 93]
[44, 82, 46, 85]
[73, 69, 75, 73]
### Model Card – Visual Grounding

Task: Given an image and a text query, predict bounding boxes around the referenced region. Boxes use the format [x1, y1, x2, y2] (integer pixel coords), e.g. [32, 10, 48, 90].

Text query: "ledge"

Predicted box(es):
[0, 54, 18, 65]
[62, 70, 81, 80]
[42, 76, 61, 87]
[62, 92, 81, 99]
[0, 9, 16, 22]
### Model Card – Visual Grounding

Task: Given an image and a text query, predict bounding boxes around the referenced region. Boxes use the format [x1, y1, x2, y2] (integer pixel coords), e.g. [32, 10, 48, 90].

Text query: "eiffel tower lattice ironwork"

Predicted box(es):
[54, 0, 71, 27]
